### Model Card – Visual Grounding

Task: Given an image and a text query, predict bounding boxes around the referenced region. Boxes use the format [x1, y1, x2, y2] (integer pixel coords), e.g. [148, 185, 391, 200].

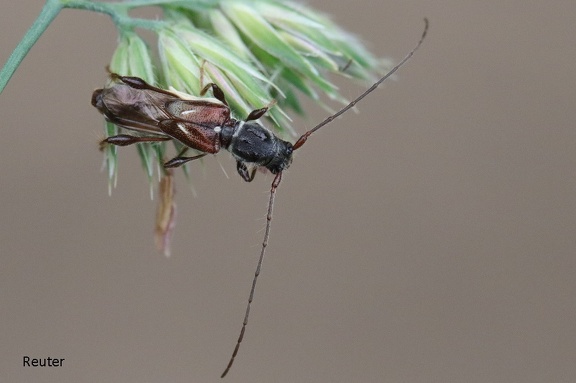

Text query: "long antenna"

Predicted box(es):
[293, 18, 429, 150]
[221, 172, 283, 378]
[220, 18, 428, 378]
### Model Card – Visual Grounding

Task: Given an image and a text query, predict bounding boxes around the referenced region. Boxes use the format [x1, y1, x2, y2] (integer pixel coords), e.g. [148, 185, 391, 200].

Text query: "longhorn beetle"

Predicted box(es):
[92, 19, 428, 378]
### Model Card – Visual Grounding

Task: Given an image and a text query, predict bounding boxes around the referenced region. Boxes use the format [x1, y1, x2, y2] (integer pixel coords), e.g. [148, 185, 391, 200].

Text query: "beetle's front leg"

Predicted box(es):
[236, 161, 257, 182]
[245, 99, 277, 122]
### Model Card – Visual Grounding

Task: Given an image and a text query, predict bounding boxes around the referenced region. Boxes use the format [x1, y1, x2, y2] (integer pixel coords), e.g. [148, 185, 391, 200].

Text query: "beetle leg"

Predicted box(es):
[164, 153, 208, 168]
[200, 83, 228, 106]
[100, 134, 171, 148]
[175, 146, 189, 157]
[245, 100, 276, 121]
[198, 60, 228, 106]
[245, 107, 268, 122]
[236, 161, 257, 182]
[112, 74, 155, 90]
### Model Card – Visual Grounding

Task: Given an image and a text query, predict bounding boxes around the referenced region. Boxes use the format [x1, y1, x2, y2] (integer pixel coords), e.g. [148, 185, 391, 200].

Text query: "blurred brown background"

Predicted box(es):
[1, 1, 575, 382]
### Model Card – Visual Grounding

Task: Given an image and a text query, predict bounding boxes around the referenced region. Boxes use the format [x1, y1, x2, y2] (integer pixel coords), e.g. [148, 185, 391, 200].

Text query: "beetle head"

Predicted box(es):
[265, 139, 293, 174]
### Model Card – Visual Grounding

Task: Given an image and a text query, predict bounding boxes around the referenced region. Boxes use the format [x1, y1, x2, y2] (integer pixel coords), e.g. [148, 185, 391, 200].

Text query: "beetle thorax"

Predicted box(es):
[223, 121, 293, 174]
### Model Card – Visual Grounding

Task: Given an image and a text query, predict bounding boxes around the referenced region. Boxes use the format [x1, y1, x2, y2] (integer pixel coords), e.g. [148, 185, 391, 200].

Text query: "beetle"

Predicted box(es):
[92, 74, 293, 181]
[92, 19, 428, 378]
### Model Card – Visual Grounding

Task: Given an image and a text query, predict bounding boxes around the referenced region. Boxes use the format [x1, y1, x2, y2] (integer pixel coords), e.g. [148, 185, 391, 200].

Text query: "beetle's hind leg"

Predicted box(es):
[100, 134, 171, 150]
[164, 152, 208, 168]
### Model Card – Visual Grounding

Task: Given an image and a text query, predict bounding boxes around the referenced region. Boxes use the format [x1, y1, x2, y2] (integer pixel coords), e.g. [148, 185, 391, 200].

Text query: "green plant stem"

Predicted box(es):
[0, 0, 62, 93]
[0, 0, 167, 94]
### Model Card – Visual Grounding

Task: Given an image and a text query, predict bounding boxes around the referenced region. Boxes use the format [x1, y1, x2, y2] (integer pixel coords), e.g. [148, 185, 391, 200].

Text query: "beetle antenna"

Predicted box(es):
[293, 18, 428, 150]
[221, 172, 283, 378]
[220, 18, 428, 378]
